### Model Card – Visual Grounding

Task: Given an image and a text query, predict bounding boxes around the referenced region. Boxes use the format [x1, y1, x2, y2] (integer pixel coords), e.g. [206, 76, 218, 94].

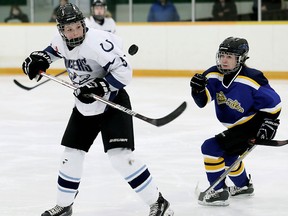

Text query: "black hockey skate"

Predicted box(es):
[41, 204, 72, 216]
[149, 193, 174, 216]
[198, 188, 230, 206]
[228, 175, 254, 196]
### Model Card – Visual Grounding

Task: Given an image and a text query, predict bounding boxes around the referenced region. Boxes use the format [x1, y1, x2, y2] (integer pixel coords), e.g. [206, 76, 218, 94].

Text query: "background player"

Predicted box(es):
[85, 0, 116, 33]
[190, 37, 281, 206]
[22, 3, 173, 216]
[85, 0, 140, 55]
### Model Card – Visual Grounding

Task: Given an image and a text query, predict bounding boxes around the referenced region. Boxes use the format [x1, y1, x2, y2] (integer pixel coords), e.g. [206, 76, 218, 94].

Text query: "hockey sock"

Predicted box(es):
[57, 147, 85, 207]
[107, 148, 159, 205]
[227, 161, 249, 187]
[203, 155, 226, 190]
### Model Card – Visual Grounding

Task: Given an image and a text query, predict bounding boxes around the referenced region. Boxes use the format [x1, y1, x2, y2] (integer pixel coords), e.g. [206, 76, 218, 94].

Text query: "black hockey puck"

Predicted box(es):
[128, 44, 138, 56]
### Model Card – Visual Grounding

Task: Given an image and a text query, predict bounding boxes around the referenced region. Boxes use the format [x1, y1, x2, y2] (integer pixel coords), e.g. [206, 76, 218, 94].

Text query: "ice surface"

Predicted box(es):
[1, 75, 288, 216]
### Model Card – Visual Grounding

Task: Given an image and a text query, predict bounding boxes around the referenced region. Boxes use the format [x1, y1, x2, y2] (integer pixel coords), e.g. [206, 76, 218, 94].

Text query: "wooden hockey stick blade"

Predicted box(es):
[250, 139, 288, 147]
[135, 101, 187, 127]
[13, 70, 67, 91]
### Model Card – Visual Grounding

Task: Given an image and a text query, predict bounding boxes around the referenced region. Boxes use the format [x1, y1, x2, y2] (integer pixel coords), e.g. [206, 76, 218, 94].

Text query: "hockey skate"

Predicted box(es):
[228, 175, 254, 197]
[41, 204, 72, 216]
[149, 193, 174, 216]
[198, 188, 230, 206]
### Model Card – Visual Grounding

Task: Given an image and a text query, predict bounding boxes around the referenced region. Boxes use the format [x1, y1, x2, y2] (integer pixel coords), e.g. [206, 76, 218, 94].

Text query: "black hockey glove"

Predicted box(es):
[22, 51, 51, 80]
[256, 118, 280, 140]
[190, 73, 207, 93]
[74, 78, 110, 104]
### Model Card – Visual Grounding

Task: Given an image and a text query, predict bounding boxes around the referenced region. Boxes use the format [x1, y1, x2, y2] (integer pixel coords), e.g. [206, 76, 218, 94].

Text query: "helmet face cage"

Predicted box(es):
[216, 52, 242, 74]
[92, 0, 107, 21]
[216, 37, 249, 74]
[56, 3, 86, 47]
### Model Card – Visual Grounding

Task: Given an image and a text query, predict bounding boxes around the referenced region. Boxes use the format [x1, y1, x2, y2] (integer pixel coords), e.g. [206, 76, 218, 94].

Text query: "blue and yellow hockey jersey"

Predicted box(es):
[193, 66, 281, 129]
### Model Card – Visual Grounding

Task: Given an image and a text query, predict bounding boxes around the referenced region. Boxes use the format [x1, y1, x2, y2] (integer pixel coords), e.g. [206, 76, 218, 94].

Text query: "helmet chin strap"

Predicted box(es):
[222, 66, 242, 88]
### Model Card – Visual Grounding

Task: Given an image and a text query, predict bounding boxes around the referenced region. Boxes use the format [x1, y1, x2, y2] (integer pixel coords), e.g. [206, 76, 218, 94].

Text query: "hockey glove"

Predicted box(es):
[190, 73, 207, 93]
[73, 78, 110, 104]
[22, 51, 51, 80]
[256, 118, 280, 140]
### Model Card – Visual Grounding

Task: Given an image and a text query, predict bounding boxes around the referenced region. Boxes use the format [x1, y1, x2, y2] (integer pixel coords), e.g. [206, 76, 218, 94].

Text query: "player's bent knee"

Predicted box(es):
[201, 139, 214, 154]
[60, 147, 86, 176]
[107, 148, 133, 167]
[107, 148, 142, 174]
[201, 137, 223, 155]
[62, 147, 86, 158]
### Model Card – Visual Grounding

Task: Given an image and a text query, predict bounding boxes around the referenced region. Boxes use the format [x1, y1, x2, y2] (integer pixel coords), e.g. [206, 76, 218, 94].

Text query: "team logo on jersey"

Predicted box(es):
[216, 91, 244, 113]
[100, 39, 114, 52]
[68, 71, 91, 85]
[216, 91, 226, 104]
[65, 58, 92, 72]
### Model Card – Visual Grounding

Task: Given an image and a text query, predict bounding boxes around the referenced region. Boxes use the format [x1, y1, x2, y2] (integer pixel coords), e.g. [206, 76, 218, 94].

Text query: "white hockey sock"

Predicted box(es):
[107, 148, 159, 205]
[57, 147, 85, 207]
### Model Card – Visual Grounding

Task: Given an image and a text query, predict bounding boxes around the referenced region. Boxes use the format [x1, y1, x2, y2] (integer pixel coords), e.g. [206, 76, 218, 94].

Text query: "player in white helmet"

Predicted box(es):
[22, 3, 173, 216]
[85, 0, 116, 33]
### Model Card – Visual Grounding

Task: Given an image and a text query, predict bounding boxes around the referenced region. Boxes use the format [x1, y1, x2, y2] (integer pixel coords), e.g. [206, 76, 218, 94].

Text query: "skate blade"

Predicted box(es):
[198, 199, 230, 207]
[231, 192, 255, 198]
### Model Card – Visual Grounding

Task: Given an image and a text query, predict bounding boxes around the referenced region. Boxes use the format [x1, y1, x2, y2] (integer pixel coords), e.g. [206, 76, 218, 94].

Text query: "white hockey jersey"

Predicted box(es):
[85, 16, 116, 34]
[44, 28, 132, 116]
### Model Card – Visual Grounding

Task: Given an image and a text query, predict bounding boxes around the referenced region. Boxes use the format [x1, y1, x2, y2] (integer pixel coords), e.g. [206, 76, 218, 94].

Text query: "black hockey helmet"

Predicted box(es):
[216, 37, 249, 74]
[91, 0, 107, 21]
[56, 3, 86, 47]
[92, 0, 107, 7]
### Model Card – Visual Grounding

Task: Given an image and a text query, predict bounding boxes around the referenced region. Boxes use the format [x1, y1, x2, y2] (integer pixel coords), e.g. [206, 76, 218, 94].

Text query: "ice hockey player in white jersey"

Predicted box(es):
[22, 3, 173, 216]
[85, 0, 116, 33]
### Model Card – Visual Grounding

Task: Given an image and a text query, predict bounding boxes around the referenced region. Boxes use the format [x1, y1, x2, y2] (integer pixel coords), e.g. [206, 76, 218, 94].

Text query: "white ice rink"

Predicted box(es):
[1, 75, 288, 216]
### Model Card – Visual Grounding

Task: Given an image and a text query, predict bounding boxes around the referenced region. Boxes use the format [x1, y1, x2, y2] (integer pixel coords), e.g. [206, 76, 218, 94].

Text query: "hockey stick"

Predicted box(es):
[250, 139, 288, 147]
[13, 70, 67, 91]
[197, 145, 256, 202]
[40, 72, 187, 127]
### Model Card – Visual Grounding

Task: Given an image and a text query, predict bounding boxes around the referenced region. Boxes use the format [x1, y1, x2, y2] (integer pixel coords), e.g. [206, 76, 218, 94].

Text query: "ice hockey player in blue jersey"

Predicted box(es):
[190, 37, 281, 206]
[22, 3, 173, 216]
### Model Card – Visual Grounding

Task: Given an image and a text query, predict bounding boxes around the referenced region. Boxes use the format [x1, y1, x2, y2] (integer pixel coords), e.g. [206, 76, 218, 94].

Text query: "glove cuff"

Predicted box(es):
[96, 78, 110, 94]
